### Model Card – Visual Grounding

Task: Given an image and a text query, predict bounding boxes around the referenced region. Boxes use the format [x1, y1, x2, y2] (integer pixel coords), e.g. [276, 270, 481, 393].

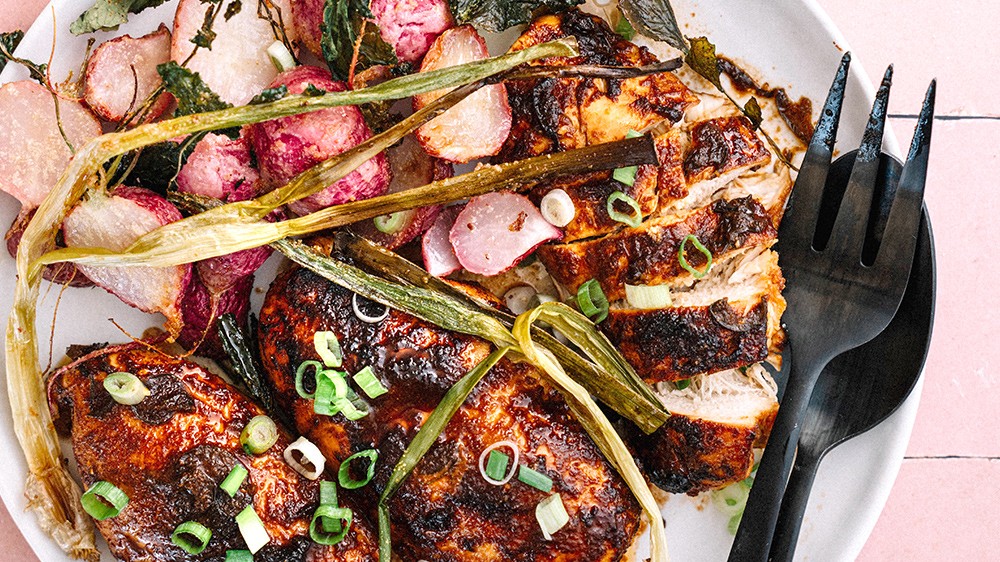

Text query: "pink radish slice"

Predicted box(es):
[84, 24, 173, 124]
[5, 208, 92, 287]
[289, 0, 325, 57]
[348, 134, 451, 250]
[0, 81, 102, 209]
[195, 208, 283, 294]
[62, 187, 191, 335]
[177, 274, 253, 359]
[370, 0, 454, 63]
[171, 0, 299, 106]
[247, 66, 391, 216]
[176, 132, 260, 202]
[413, 26, 511, 163]
[449, 192, 561, 276]
[422, 205, 462, 277]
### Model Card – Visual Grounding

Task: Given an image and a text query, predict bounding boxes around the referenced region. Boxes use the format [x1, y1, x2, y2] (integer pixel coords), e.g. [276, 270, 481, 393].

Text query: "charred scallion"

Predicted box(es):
[218, 314, 274, 412]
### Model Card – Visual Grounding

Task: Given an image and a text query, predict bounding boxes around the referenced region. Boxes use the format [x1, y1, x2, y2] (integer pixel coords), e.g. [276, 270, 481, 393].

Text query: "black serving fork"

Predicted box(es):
[728, 53, 936, 561]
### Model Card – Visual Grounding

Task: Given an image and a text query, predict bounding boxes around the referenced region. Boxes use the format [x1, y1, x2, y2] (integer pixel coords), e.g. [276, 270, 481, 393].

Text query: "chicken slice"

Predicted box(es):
[47, 344, 377, 562]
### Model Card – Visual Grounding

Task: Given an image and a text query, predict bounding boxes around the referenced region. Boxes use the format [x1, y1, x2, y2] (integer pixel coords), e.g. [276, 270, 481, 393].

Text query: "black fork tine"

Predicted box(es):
[876, 80, 935, 275]
[826, 65, 893, 261]
[779, 52, 851, 247]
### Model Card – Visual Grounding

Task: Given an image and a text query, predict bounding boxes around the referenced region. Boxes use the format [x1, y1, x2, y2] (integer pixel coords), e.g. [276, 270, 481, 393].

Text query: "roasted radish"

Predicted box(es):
[290, 0, 325, 57]
[0, 81, 102, 209]
[84, 24, 173, 124]
[371, 0, 454, 63]
[62, 187, 191, 335]
[5, 208, 92, 287]
[177, 275, 253, 358]
[422, 204, 462, 277]
[171, 0, 298, 106]
[348, 134, 450, 249]
[247, 65, 391, 216]
[413, 25, 512, 163]
[176, 132, 260, 202]
[449, 192, 561, 276]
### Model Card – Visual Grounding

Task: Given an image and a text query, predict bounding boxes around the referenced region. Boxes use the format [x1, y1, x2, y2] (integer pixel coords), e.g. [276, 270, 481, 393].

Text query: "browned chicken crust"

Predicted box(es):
[47, 345, 378, 562]
[538, 196, 777, 302]
[257, 264, 640, 561]
[683, 115, 771, 184]
[495, 10, 699, 242]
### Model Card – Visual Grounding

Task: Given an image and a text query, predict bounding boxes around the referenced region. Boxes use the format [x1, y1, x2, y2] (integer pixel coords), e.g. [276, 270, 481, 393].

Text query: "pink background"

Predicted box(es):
[2, 0, 998, 560]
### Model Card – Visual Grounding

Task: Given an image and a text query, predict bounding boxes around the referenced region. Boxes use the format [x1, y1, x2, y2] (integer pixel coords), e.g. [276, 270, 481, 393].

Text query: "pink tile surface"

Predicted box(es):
[0, 1, 996, 561]
[858, 458, 1000, 560]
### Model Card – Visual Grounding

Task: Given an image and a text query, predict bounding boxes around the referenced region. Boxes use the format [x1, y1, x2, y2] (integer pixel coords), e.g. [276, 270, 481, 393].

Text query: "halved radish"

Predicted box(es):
[177, 274, 253, 359]
[370, 0, 454, 63]
[176, 132, 260, 202]
[422, 204, 462, 277]
[413, 26, 511, 163]
[171, 0, 299, 106]
[84, 24, 173, 124]
[290, 0, 325, 57]
[246, 65, 391, 216]
[348, 134, 451, 249]
[449, 192, 561, 276]
[5, 208, 92, 287]
[0, 81, 102, 209]
[62, 187, 191, 335]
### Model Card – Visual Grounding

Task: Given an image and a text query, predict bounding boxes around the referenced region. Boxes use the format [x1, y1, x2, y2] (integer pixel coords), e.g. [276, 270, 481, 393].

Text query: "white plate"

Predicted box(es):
[0, 1, 922, 560]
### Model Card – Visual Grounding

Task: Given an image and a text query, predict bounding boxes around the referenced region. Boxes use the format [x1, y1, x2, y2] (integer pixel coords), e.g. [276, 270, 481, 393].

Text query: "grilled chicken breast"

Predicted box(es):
[257, 261, 640, 561]
[47, 344, 378, 561]
[495, 10, 699, 242]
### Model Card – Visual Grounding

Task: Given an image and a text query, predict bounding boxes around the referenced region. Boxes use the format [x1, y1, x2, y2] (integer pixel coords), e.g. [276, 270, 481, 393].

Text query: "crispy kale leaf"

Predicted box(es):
[321, 0, 397, 81]
[618, 0, 687, 53]
[157, 61, 232, 116]
[685, 36, 722, 89]
[450, 0, 582, 33]
[70, 0, 170, 35]
[0, 30, 48, 83]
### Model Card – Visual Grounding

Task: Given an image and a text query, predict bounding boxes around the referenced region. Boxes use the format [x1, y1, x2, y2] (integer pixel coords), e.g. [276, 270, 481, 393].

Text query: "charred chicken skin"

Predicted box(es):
[257, 261, 640, 561]
[47, 344, 378, 561]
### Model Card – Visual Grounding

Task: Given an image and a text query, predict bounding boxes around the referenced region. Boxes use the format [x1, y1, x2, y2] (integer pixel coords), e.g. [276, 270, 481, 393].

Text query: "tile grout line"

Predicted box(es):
[903, 455, 1000, 460]
[889, 114, 1000, 121]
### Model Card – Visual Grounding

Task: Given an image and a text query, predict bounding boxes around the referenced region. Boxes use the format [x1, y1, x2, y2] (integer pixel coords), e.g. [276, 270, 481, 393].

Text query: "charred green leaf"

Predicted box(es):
[157, 61, 232, 116]
[0, 30, 48, 82]
[614, 14, 636, 41]
[321, 0, 397, 81]
[450, 0, 582, 32]
[224, 0, 242, 20]
[304, 83, 327, 97]
[618, 0, 687, 53]
[70, 0, 170, 34]
[743, 96, 763, 129]
[250, 85, 288, 105]
[685, 36, 722, 89]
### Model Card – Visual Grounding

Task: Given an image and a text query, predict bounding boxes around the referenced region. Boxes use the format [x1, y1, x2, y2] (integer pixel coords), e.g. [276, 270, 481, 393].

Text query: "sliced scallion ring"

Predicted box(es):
[539, 189, 575, 227]
[624, 283, 673, 309]
[478, 441, 519, 486]
[352, 293, 390, 323]
[484, 450, 509, 482]
[678, 234, 713, 278]
[675, 378, 691, 390]
[352, 366, 387, 399]
[611, 130, 644, 187]
[314, 370, 349, 416]
[310, 505, 353, 545]
[606, 190, 643, 228]
[80, 481, 128, 520]
[236, 505, 270, 554]
[241, 415, 279, 455]
[517, 466, 554, 493]
[338, 449, 378, 489]
[284, 436, 327, 480]
[575, 279, 609, 323]
[535, 493, 570, 540]
[318, 480, 341, 533]
[314, 331, 343, 368]
[266, 40, 296, 72]
[171, 520, 212, 554]
[226, 550, 253, 562]
[295, 360, 322, 399]
[335, 388, 370, 421]
[102, 372, 150, 405]
[373, 211, 409, 234]
[219, 463, 248, 498]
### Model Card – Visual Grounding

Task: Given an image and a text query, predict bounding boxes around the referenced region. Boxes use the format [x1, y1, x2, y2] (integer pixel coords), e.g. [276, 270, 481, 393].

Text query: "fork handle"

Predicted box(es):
[768, 448, 822, 562]
[728, 354, 826, 562]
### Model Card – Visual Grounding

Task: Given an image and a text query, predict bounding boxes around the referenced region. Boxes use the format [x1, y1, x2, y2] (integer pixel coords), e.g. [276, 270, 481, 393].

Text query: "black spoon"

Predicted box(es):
[767, 150, 936, 561]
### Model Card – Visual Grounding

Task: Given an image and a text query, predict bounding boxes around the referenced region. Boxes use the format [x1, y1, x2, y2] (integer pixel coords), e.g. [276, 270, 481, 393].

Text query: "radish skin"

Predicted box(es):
[247, 66, 391, 216]
[177, 274, 253, 359]
[84, 24, 173, 124]
[413, 26, 512, 163]
[370, 0, 454, 63]
[176, 132, 260, 202]
[0, 81, 102, 209]
[62, 187, 191, 335]
[5, 208, 92, 287]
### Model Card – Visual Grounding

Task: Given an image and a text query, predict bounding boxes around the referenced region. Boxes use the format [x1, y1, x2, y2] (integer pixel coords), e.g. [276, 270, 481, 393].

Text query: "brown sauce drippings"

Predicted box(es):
[718, 57, 815, 144]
